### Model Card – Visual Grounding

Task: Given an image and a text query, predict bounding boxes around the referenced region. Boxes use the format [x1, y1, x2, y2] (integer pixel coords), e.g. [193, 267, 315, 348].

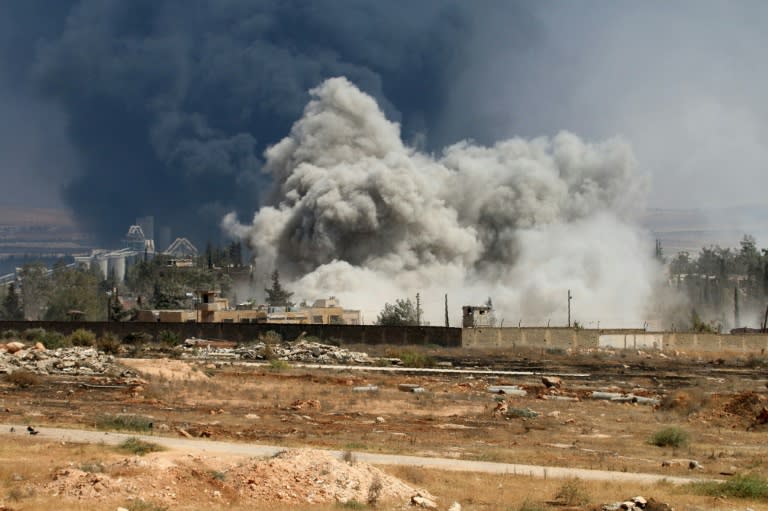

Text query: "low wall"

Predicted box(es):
[0, 321, 462, 347]
[461, 327, 613, 349]
[461, 327, 768, 353]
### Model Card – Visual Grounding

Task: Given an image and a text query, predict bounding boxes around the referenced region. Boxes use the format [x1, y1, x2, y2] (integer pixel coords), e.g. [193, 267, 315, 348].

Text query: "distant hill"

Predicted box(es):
[0, 206, 77, 227]
[0, 207, 93, 273]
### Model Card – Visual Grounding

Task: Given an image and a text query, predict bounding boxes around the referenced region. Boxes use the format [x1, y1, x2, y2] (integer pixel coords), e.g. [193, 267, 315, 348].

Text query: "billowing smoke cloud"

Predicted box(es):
[2, 0, 499, 245]
[226, 78, 659, 326]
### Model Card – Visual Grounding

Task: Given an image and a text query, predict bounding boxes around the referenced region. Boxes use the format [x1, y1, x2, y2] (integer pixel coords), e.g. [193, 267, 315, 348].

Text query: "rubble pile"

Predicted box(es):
[188, 340, 375, 365]
[0, 344, 126, 376]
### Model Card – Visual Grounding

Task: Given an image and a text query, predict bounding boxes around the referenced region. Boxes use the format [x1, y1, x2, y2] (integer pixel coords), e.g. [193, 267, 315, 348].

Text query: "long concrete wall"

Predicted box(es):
[461, 327, 768, 353]
[0, 321, 462, 347]
[3, 321, 767, 353]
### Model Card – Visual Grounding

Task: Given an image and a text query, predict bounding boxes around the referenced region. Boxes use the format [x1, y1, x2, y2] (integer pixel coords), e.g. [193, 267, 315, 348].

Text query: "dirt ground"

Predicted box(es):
[2, 344, 768, 510]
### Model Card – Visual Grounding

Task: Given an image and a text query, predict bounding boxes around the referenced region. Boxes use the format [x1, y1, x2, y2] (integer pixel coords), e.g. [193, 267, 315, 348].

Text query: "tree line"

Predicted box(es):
[666, 235, 768, 331]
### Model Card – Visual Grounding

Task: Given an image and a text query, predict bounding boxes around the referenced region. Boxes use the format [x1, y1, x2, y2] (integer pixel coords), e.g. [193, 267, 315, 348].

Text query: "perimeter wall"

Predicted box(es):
[461, 327, 768, 353]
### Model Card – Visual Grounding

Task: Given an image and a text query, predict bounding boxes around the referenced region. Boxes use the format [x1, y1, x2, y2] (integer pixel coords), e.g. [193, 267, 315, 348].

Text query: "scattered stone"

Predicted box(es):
[177, 428, 193, 438]
[4, 342, 25, 354]
[353, 385, 378, 392]
[411, 492, 438, 509]
[542, 376, 562, 388]
[289, 399, 321, 411]
[375, 416, 385, 423]
[34, 342, 45, 351]
[447, 502, 461, 511]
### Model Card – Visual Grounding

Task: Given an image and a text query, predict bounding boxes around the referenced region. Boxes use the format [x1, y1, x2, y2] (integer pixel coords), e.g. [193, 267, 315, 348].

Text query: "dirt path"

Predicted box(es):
[1, 423, 708, 485]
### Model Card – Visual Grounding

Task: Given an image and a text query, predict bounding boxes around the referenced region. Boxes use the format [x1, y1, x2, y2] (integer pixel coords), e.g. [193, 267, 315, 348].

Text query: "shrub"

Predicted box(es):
[258, 330, 283, 344]
[157, 330, 180, 346]
[690, 474, 768, 500]
[125, 499, 168, 511]
[519, 499, 547, 511]
[337, 501, 367, 510]
[68, 328, 96, 347]
[398, 351, 436, 368]
[1, 329, 19, 339]
[96, 332, 121, 354]
[124, 331, 153, 344]
[650, 426, 689, 448]
[116, 437, 164, 456]
[22, 328, 47, 342]
[209, 470, 226, 481]
[79, 462, 105, 473]
[4, 370, 41, 388]
[554, 478, 590, 506]
[342, 450, 356, 464]
[41, 331, 69, 349]
[268, 359, 290, 371]
[96, 414, 154, 432]
[367, 474, 383, 505]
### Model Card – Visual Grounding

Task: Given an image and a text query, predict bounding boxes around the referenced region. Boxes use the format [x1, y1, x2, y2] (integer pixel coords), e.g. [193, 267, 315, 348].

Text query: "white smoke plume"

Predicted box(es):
[224, 77, 659, 327]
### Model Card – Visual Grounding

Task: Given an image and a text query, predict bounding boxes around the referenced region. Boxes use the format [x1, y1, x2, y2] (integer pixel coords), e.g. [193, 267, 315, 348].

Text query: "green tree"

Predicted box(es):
[18, 263, 51, 320]
[265, 270, 293, 308]
[1, 283, 23, 320]
[376, 298, 420, 326]
[44, 266, 104, 321]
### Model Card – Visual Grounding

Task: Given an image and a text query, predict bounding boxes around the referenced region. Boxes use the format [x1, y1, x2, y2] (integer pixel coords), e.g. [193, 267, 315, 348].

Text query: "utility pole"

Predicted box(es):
[734, 286, 740, 328]
[567, 289, 572, 328]
[416, 293, 421, 326]
[444, 293, 449, 328]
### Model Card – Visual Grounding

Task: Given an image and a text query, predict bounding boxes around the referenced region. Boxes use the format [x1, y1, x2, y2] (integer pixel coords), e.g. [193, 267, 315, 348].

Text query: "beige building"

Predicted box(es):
[135, 292, 360, 325]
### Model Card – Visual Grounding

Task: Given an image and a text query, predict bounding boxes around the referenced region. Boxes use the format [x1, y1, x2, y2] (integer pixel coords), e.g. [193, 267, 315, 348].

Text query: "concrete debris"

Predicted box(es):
[602, 495, 670, 511]
[541, 395, 579, 402]
[0, 346, 133, 377]
[352, 385, 379, 392]
[184, 338, 237, 349]
[661, 458, 702, 470]
[200, 340, 376, 365]
[447, 502, 462, 511]
[411, 492, 438, 509]
[591, 391, 659, 406]
[488, 385, 527, 396]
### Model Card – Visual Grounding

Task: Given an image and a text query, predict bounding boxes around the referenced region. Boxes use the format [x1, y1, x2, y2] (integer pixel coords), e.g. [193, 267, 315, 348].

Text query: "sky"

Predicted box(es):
[0, 1, 766, 246]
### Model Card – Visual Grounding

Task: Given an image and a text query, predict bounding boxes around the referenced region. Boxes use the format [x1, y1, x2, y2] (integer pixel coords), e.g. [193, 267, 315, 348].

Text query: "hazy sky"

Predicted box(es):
[0, 1, 766, 242]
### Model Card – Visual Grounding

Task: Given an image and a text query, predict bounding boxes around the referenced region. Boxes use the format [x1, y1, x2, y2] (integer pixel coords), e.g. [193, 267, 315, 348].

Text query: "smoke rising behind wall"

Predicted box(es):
[225, 78, 659, 326]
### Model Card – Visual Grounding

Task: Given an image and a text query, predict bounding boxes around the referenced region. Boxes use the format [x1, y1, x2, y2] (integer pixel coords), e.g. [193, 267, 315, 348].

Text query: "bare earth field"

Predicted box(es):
[1, 344, 768, 510]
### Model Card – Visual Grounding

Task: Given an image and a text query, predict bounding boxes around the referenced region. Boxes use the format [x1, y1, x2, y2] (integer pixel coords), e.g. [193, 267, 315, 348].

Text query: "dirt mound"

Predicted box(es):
[44, 449, 429, 507]
[722, 391, 766, 418]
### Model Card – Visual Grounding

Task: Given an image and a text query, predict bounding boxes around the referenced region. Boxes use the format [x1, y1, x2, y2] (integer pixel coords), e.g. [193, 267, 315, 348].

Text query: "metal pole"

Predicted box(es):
[416, 293, 421, 326]
[567, 289, 572, 328]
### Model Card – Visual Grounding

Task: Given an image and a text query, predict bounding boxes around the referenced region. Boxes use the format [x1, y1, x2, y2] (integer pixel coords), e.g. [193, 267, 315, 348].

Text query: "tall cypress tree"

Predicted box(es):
[2, 283, 23, 320]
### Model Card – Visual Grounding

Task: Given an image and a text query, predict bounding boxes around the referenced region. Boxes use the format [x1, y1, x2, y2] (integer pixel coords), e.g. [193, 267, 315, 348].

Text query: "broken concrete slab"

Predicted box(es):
[488, 385, 527, 396]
